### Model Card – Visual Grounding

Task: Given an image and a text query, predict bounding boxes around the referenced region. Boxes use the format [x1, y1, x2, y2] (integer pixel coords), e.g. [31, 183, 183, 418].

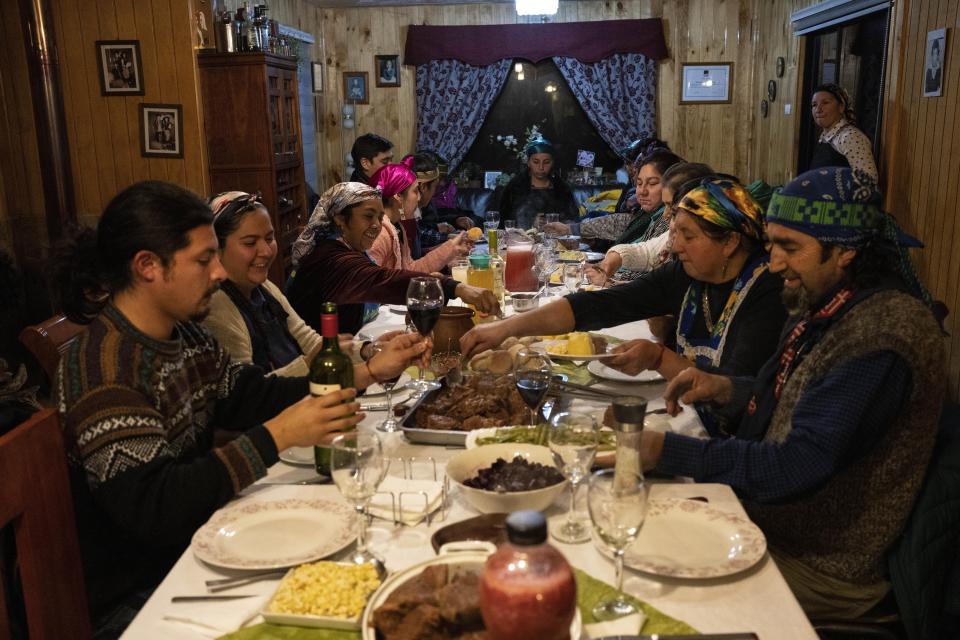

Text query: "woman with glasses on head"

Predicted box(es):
[203, 191, 424, 384]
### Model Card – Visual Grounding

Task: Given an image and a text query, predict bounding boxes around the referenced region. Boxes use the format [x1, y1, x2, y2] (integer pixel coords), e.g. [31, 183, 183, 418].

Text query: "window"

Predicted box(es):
[459, 59, 620, 179]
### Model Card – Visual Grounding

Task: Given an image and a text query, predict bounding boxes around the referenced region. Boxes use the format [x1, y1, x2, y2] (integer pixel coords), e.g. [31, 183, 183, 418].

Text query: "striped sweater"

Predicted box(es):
[55, 304, 307, 614]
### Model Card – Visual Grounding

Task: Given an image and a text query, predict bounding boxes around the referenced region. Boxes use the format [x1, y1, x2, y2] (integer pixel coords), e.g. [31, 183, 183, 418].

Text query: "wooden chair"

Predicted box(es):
[0, 408, 91, 639]
[18, 315, 84, 383]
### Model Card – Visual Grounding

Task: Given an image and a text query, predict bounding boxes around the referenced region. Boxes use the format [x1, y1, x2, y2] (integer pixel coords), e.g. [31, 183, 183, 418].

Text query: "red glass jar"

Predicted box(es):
[480, 510, 577, 640]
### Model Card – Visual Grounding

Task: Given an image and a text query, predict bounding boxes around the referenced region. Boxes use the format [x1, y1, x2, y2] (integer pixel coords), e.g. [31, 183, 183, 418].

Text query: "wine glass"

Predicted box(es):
[405, 276, 443, 393]
[563, 262, 584, 295]
[330, 431, 389, 566]
[587, 468, 647, 621]
[548, 412, 599, 544]
[513, 350, 552, 426]
[545, 213, 561, 238]
[370, 342, 402, 432]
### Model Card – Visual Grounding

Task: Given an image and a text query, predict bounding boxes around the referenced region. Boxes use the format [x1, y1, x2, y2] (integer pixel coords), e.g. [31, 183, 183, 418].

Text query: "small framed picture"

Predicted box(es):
[923, 28, 947, 98]
[140, 104, 184, 158]
[96, 40, 144, 96]
[311, 61, 323, 94]
[484, 171, 502, 190]
[375, 54, 401, 88]
[680, 63, 733, 104]
[343, 71, 369, 104]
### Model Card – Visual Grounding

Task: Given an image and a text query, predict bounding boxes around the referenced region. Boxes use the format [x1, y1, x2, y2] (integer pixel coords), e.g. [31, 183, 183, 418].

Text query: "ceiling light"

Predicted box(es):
[515, 62, 524, 73]
[516, 0, 559, 16]
[517, 71, 525, 80]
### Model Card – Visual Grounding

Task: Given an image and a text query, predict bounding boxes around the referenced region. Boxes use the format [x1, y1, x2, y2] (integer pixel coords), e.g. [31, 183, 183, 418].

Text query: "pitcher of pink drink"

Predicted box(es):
[505, 237, 539, 292]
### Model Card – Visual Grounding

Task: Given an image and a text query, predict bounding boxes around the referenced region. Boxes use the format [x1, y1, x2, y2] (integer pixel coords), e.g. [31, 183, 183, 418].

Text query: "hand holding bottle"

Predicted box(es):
[264, 388, 363, 452]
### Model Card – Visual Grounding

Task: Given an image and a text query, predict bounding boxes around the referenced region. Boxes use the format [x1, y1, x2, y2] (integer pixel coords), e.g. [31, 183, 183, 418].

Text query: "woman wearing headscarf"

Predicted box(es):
[202, 190, 424, 382]
[495, 137, 578, 229]
[462, 177, 787, 397]
[286, 182, 498, 335]
[809, 83, 878, 181]
[366, 163, 470, 271]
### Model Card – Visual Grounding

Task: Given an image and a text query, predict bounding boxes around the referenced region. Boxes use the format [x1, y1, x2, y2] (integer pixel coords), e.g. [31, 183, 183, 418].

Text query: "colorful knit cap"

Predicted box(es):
[767, 167, 921, 248]
[291, 181, 381, 268]
[768, 167, 932, 306]
[677, 177, 765, 241]
[369, 163, 417, 199]
[524, 137, 555, 158]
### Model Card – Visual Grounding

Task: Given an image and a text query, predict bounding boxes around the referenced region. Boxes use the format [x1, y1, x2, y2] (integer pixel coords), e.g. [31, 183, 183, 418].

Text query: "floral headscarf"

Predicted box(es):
[291, 182, 381, 268]
[676, 177, 765, 241]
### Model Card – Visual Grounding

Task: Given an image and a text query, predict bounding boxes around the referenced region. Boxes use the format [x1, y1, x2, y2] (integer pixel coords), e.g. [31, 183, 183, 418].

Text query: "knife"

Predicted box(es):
[594, 635, 757, 640]
[170, 595, 258, 603]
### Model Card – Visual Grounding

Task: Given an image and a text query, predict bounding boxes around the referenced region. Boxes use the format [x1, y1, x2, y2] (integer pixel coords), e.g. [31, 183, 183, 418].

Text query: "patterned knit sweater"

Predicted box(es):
[55, 304, 307, 613]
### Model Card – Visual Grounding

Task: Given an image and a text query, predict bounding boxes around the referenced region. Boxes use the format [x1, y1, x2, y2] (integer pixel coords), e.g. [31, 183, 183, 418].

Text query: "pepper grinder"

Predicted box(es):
[611, 396, 647, 489]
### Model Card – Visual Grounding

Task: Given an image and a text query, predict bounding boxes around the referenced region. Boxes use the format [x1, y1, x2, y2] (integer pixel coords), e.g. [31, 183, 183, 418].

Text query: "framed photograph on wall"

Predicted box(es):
[679, 62, 733, 104]
[923, 28, 947, 98]
[96, 40, 144, 96]
[140, 104, 184, 158]
[375, 55, 401, 88]
[343, 71, 369, 104]
[311, 61, 324, 94]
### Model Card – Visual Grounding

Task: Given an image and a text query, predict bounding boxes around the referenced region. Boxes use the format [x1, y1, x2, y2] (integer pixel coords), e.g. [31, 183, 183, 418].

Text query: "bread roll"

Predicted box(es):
[485, 350, 514, 375]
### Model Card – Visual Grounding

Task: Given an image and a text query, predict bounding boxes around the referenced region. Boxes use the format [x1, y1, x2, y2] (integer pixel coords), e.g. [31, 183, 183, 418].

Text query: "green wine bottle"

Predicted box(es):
[309, 302, 355, 476]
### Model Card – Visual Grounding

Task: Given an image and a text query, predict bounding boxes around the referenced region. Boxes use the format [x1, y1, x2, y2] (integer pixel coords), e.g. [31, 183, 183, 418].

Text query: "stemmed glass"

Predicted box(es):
[405, 276, 443, 393]
[548, 412, 599, 544]
[563, 262, 584, 295]
[513, 350, 552, 426]
[587, 468, 647, 621]
[533, 244, 557, 299]
[330, 431, 389, 566]
[370, 342, 402, 432]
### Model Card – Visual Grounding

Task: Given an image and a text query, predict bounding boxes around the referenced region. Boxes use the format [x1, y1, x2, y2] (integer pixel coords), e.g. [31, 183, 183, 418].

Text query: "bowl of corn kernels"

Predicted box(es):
[262, 561, 382, 630]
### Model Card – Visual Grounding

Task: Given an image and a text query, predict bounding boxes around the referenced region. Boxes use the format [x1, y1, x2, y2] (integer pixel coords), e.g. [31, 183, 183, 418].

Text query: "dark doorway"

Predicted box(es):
[797, 9, 890, 174]
[460, 59, 620, 179]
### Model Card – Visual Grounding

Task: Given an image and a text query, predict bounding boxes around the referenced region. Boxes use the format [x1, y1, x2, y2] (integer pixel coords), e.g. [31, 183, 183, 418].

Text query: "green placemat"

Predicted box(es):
[217, 569, 696, 639]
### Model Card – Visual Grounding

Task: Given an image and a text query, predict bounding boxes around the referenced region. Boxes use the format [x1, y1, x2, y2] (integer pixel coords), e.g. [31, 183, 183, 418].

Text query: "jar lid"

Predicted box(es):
[469, 254, 490, 269]
[612, 396, 648, 431]
[505, 510, 547, 545]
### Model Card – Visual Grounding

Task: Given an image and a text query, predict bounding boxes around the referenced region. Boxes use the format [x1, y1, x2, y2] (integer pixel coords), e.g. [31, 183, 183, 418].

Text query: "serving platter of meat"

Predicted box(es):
[399, 373, 565, 446]
[361, 542, 581, 640]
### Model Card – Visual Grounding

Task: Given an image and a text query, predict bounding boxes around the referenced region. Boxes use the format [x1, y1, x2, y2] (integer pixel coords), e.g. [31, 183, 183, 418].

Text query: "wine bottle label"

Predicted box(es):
[310, 383, 342, 396]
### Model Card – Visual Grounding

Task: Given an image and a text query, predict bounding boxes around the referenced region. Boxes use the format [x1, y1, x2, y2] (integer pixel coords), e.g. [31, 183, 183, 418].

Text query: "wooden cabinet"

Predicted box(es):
[198, 51, 307, 287]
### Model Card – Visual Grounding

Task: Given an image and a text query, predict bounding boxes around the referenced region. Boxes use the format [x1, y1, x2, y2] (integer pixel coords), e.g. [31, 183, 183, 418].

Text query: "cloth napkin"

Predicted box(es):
[583, 612, 647, 639]
[367, 475, 443, 525]
[163, 581, 275, 638]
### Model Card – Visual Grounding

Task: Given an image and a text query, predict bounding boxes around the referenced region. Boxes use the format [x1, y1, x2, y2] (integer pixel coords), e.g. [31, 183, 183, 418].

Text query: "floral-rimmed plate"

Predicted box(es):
[617, 498, 767, 579]
[191, 498, 355, 570]
[587, 360, 664, 383]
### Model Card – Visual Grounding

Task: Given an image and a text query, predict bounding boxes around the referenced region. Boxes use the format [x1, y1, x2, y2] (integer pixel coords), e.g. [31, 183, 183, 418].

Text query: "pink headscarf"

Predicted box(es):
[369, 163, 417, 199]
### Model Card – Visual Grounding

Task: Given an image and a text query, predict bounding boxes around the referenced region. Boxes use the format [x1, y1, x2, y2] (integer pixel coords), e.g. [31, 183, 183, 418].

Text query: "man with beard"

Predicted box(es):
[53, 181, 371, 635]
[639, 167, 945, 619]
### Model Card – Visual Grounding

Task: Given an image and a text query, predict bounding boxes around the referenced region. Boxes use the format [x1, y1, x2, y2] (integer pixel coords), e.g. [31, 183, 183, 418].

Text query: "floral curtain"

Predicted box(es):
[552, 53, 657, 154]
[415, 58, 512, 172]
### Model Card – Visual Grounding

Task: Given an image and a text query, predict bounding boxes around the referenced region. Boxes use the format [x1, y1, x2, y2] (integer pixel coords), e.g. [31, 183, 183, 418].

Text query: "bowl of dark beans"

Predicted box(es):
[446, 444, 567, 514]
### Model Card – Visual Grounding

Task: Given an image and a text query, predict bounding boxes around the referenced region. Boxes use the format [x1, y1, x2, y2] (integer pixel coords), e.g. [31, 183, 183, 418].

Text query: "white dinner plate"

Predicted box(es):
[382, 304, 407, 315]
[191, 498, 356, 570]
[619, 498, 767, 578]
[279, 446, 316, 466]
[587, 360, 664, 383]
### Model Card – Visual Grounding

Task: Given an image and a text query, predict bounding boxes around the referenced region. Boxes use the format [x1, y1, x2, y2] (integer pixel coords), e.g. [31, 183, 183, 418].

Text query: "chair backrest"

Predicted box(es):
[0, 408, 91, 639]
[888, 401, 960, 640]
[18, 315, 84, 383]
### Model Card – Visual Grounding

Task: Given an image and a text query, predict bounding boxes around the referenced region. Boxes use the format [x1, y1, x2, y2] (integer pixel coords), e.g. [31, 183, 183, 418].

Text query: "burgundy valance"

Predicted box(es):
[404, 19, 668, 66]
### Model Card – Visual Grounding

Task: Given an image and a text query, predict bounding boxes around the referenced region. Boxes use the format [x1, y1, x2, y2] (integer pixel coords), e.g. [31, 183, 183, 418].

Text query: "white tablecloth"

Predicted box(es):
[122, 307, 817, 640]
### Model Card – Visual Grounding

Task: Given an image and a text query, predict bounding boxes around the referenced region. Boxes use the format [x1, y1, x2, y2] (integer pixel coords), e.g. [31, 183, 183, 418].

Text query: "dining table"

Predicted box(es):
[121, 295, 818, 640]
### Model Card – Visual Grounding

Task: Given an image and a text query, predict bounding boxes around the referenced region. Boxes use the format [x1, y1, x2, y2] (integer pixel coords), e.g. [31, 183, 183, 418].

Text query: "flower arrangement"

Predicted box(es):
[489, 122, 548, 161]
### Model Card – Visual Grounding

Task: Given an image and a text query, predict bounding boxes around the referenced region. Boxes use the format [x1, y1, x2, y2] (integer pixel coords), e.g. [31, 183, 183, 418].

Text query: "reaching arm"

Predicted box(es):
[460, 297, 576, 357]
